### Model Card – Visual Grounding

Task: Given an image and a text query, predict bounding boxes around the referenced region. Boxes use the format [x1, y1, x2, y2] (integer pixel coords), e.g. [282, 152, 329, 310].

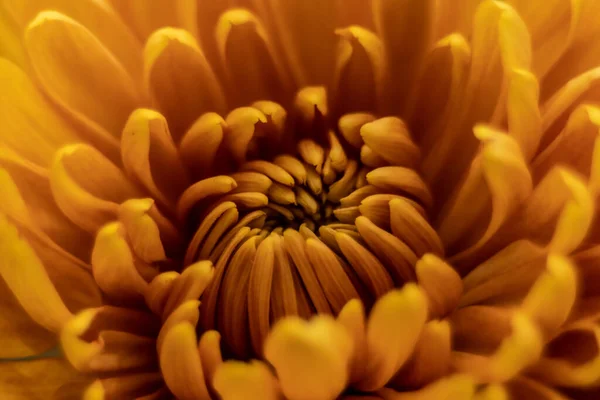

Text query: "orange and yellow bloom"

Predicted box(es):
[2, 0, 600, 399]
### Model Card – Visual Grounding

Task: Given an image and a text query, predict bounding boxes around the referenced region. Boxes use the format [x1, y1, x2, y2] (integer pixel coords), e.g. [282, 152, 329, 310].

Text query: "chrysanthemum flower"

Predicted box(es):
[2, 0, 600, 399]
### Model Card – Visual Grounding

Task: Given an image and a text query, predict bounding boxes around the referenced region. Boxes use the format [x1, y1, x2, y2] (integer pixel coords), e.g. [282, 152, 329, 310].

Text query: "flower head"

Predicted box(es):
[1, 0, 600, 399]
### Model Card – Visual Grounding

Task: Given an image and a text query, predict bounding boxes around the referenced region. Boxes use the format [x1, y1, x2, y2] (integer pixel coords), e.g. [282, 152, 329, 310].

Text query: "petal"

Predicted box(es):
[390, 319, 452, 389]
[91, 222, 148, 303]
[264, 315, 353, 400]
[0, 153, 91, 259]
[533, 104, 600, 183]
[415, 254, 462, 318]
[266, 0, 336, 86]
[410, 33, 471, 150]
[337, 299, 368, 384]
[121, 109, 190, 210]
[144, 28, 226, 141]
[0, 214, 72, 332]
[528, 323, 600, 387]
[521, 254, 577, 337]
[360, 117, 421, 169]
[330, 26, 385, 115]
[0, 59, 79, 166]
[159, 321, 210, 400]
[460, 240, 547, 306]
[0, 276, 56, 358]
[373, 0, 435, 115]
[216, 9, 291, 107]
[179, 113, 227, 179]
[377, 374, 475, 400]
[51, 144, 140, 233]
[3, 0, 143, 81]
[0, 7, 27, 69]
[213, 360, 281, 400]
[507, 0, 580, 78]
[454, 312, 543, 383]
[438, 126, 532, 256]
[0, 357, 89, 400]
[506, 69, 542, 160]
[25, 11, 142, 136]
[357, 284, 428, 391]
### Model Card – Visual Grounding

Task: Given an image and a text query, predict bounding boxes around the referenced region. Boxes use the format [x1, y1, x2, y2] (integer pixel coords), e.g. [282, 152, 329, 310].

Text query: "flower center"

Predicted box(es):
[176, 90, 442, 359]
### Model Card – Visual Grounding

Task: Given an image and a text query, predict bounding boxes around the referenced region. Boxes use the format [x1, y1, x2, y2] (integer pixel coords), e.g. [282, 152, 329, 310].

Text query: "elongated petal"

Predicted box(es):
[144, 28, 226, 141]
[51, 144, 140, 233]
[0, 59, 80, 166]
[25, 11, 142, 136]
[213, 360, 281, 400]
[357, 284, 428, 391]
[3, 0, 143, 81]
[330, 26, 385, 115]
[373, 0, 435, 115]
[264, 315, 353, 400]
[216, 9, 291, 107]
[0, 214, 71, 332]
[159, 322, 211, 400]
[121, 109, 190, 210]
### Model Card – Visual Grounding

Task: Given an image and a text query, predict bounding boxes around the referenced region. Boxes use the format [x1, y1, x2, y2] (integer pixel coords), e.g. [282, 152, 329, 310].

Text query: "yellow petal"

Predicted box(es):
[266, 0, 336, 86]
[51, 144, 140, 233]
[533, 104, 600, 184]
[357, 284, 428, 391]
[0, 277, 56, 359]
[91, 222, 148, 302]
[521, 254, 577, 337]
[330, 25, 385, 115]
[460, 240, 547, 306]
[506, 69, 542, 160]
[0, 151, 91, 260]
[118, 198, 166, 263]
[415, 254, 462, 318]
[373, 0, 435, 115]
[25, 11, 142, 136]
[162, 260, 214, 318]
[0, 59, 79, 166]
[473, 385, 509, 400]
[60, 309, 103, 371]
[264, 315, 353, 400]
[390, 319, 452, 389]
[108, 0, 188, 40]
[0, 214, 72, 332]
[144, 28, 226, 141]
[213, 360, 281, 400]
[409, 34, 471, 151]
[179, 112, 227, 179]
[216, 9, 291, 107]
[0, 357, 90, 400]
[0, 6, 27, 69]
[377, 374, 475, 400]
[528, 323, 600, 387]
[360, 117, 420, 168]
[439, 126, 532, 256]
[337, 299, 368, 384]
[507, 0, 580, 78]
[159, 321, 210, 400]
[3, 0, 143, 81]
[121, 108, 190, 210]
[455, 312, 543, 383]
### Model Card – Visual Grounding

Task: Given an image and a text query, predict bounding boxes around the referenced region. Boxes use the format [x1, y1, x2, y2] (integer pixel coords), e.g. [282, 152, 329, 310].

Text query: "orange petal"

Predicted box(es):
[144, 28, 226, 141]
[91, 222, 148, 303]
[357, 284, 428, 391]
[213, 360, 281, 400]
[25, 11, 142, 136]
[216, 9, 291, 107]
[122, 108, 191, 210]
[0, 214, 72, 332]
[159, 321, 211, 400]
[264, 315, 353, 400]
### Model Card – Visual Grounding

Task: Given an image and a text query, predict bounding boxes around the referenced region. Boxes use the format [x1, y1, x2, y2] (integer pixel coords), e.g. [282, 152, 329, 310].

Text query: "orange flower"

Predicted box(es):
[1, 0, 600, 399]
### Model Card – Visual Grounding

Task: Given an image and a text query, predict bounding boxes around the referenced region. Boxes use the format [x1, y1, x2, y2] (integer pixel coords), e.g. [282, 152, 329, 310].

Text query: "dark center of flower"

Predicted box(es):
[177, 89, 442, 359]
